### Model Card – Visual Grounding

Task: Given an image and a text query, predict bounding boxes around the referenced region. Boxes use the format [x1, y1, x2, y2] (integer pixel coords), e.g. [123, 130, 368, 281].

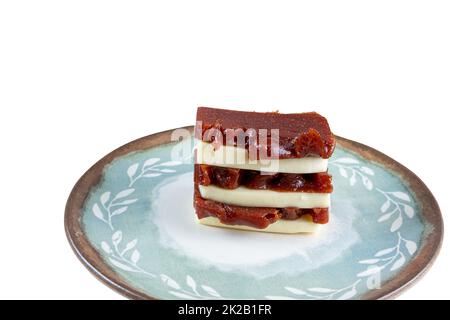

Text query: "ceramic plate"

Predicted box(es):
[65, 126, 443, 300]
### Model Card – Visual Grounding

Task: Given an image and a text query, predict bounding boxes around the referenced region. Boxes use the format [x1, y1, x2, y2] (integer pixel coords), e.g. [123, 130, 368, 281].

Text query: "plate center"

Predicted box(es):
[152, 172, 361, 278]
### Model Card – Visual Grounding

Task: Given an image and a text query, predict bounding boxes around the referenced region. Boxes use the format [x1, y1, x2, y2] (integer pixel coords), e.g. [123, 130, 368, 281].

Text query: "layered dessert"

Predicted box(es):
[193, 107, 335, 233]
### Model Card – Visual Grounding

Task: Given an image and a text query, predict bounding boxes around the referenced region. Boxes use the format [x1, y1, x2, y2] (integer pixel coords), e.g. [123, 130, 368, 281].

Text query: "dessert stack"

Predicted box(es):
[193, 107, 335, 233]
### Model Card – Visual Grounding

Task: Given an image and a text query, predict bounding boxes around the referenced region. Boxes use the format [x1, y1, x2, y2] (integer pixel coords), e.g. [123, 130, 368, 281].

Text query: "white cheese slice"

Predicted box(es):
[196, 140, 328, 174]
[198, 185, 330, 208]
[198, 215, 320, 234]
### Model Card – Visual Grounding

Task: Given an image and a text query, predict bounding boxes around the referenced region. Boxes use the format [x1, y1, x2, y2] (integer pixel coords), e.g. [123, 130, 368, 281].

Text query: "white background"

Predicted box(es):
[0, 1, 448, 299]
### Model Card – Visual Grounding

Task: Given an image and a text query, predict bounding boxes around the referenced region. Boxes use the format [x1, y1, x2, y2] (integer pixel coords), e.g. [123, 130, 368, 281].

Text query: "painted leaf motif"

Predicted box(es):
[405, 240, 417, 255]
[360, 167, 375, 175]
[100, 192, 111, 206]
[143, 158, 160, 168]
[161, 274, 181, 290]
[112, 199, 138, 206]
[337, 288, 357, 300]
[362, 176, 373, 190]
[127, 163, 139, 180]
[114, 188, 135, 200]
[89, 146, 422, 299]
[101, 241, 112, 254]
[375, 247, 396, 257]
[186, 275, 197, 292]
[349, 174, 356, 186]
[390, 192, 411, 202]
[333, 158, 359, 164]
[266, 296, 297, 300]
[285, 287, 307, 295]
[142, 173, 162, 178]
[159, 161, 182, 167]
[122, 239, 138, 254]
[168, 291, 196, 299]
[201, 285, 221, 298]
[131, 250, 140, 264]
[403, 205, 414, 218]
[92, 203, 104, 220]
[378, 213, 392, 222]
[111, 207, 128, 217]
[112, 231, 122, 245]
[390, 255, 406, 271]
[108, 258, 137, 272]
[308, 288, 335, 293]
[390, 215, 403, 232]
[358, 259, 380, 264]
[380, 200, 390, 213]
[159, 169, 176, 173]
[357, 266, 383, 278]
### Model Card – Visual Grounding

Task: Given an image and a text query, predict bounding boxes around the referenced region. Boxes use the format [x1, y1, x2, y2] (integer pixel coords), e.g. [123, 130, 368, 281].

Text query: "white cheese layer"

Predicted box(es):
[196, 140, 328, 174]
[198, 216, 320, 234]
[198, 185, 330, 208]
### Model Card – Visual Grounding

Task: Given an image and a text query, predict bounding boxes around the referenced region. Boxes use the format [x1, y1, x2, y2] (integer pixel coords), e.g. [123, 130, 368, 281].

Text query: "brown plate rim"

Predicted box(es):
[64, 126, 443, 300]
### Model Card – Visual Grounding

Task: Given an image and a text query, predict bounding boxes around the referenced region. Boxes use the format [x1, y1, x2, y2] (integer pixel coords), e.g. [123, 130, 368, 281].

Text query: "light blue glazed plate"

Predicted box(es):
[65, 127, 443, 300]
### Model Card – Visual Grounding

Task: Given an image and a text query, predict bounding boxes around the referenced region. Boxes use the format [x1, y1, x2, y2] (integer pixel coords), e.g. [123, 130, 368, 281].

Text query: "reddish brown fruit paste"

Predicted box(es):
[195, 164, 333, 193]
[194, 189, 329, 229]
[195, 107, 335, 159]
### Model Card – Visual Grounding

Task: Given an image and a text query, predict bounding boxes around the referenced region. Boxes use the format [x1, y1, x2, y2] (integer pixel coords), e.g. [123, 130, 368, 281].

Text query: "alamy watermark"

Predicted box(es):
[170, 122, 281, 173]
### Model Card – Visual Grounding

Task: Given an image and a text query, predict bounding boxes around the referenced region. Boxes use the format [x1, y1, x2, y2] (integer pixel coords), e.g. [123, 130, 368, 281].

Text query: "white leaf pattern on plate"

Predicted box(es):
[329, 158, 373, 191]
[161, 274, 226, 299]
[271, 280, 361, 300]
[100, 192, 111, 206]
[127, 163, 139, 180]
[376, 188, 415, 232]
[355, 232, 416, 280]
[128, 158, 182, 187]
[91, 154, 418, 300]
[201, 285, 221, 298]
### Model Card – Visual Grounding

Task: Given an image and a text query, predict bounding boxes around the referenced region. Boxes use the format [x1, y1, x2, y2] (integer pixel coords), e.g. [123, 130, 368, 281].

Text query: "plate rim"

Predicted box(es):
[64, 126, 443, 300]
